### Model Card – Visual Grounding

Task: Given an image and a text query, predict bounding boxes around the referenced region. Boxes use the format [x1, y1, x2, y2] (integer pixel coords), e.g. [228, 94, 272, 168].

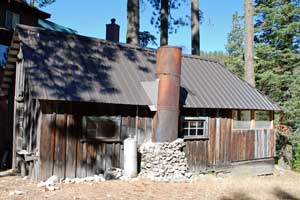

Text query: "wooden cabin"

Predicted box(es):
[0, 24, 281, 180]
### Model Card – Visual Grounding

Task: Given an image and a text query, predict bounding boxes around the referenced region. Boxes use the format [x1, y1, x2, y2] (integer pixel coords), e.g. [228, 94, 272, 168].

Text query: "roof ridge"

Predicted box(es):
[15, 25, 225, 64]
[16, 24, 157, 54]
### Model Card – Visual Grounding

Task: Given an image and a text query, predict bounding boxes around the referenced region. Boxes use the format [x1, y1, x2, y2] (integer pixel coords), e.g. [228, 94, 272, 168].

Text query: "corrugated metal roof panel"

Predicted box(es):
[11, 25, 281, 111]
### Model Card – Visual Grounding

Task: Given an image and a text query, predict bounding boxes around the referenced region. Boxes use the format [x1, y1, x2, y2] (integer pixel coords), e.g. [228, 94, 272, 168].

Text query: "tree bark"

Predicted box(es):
[191, 0, 200, 55]
[126, 0, 140, 46]
[160, 0, 169, 46]
[244, 0, 255, 87]
[30, 0, 35, 6]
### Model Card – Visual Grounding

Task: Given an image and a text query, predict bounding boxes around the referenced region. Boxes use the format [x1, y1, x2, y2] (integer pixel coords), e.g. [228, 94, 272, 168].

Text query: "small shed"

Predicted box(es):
[1, 25, 281, 180]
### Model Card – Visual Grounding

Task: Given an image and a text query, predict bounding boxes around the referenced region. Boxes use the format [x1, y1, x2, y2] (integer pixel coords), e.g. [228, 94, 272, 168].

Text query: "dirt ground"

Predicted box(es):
[0, 168, 300, 200]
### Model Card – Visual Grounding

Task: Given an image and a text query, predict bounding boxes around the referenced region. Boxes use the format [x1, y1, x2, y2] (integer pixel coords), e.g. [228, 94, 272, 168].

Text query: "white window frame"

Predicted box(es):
[182, 117, 209, 139]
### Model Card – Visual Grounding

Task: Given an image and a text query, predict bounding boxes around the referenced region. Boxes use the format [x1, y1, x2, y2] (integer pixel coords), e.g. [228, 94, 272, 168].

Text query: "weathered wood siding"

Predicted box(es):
[231, 129, 275, 162]
[182, 109, 275, 173]
[183, 110, 232, 172]
[39, 110, 152, 180]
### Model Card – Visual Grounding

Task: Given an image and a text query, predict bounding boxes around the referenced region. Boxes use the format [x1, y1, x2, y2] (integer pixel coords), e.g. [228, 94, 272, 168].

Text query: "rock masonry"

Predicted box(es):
[139, 139, 192, 181]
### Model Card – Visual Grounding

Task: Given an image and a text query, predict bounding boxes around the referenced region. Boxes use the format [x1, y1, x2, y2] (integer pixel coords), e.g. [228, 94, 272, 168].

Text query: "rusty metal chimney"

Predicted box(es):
[106, 18, 120, 43]
[153, 46, 182, 142]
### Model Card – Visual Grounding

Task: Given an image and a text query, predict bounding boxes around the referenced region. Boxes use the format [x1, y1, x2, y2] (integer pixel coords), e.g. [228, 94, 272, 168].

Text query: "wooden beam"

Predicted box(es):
[10, 42, 20, 50]
[6, 63, 15, 70]
[7, 57, 17, 63]
[4, 70, 15, 76]
[9, 49, 19, 57]
[250, 110, 255, 129]
[12, 35, 20, 43]
[3, 76, 12, 83]
[270, 111, 274, 129]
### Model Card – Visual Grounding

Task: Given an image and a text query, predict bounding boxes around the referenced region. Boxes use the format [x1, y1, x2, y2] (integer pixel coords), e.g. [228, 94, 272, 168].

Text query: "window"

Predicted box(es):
[255, 111, 271, 129]
[233, 110, 273, 130]
[233, 110, 251, 129]
[182, 117, 209, 139]
[83, 116, 121, 140]
[5, 11, 20, 30]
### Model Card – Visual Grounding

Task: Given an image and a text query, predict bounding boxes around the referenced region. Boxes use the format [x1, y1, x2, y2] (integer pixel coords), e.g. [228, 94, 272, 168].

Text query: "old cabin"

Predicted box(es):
[0, 22, 281, 180]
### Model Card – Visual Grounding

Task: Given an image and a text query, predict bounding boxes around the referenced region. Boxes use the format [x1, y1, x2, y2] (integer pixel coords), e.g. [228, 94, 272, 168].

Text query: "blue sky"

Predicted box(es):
[0, 1, 244, 59]
[41, 1, 243, 53]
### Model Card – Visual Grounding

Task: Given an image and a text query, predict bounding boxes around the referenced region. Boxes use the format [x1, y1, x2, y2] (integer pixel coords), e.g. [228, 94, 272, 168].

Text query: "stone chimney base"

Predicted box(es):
[139, 139, 192, 182]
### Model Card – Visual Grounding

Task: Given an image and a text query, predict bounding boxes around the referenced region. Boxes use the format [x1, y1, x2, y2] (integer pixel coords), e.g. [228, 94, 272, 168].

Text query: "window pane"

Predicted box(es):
[240, 111, 251, 121]
[255, 111, 270, 121]
[183, 129, 189, 136]
[87, 130, 96, 139]
[182, 117, 209, 138]
[197, 129, 204, 136]
[190, 129, 196, 136]
[85, 116, 120, 139]
[198, 120, 205, 128]
[255, 111, 271, 129]
[233, 110, 251, 129]
[12, 13, 20, 29]
[182, 121, 189, 129]
[5, 11, 12, 29]
[190, 121, 197, 129]
[98, 119, 119, 138]
[233, 121, 251, 129]
[5, 11, 20, 30]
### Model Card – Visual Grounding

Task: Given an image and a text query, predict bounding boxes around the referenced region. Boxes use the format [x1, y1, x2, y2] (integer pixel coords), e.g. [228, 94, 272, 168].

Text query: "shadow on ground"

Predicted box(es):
[220, 187, 300, 200]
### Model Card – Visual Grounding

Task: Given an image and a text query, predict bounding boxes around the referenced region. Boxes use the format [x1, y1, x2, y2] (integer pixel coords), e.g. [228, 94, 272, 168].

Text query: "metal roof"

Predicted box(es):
[38, 19, 78, 34]
[1, 25, 281, 111]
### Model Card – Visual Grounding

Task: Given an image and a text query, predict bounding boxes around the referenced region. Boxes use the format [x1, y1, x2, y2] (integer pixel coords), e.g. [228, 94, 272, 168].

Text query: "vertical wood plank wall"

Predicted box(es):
[184, 111, 233, 172]
[39, 113, 152, 180]
[231, 129, 275, 162]
[38, 106, 275, 178]
[183, 110, 276, 172]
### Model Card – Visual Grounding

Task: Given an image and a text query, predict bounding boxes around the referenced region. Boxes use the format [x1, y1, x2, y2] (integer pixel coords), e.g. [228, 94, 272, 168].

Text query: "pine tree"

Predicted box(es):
[146, 0, 189, 46]
[200, 50, 228, 64]
[244, 0, 255, 87]
[225, 12, 244, 79]
[27, 0, 55, 7]
[191, 0, 200, 55]
[127, 0, 140, 46]
[255, 0, 300, 130]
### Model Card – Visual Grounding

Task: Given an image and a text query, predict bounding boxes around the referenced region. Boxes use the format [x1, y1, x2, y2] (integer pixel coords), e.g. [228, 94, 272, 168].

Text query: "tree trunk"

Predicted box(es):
[244, 0, 255, 87]
[126, 0, 140, 46]
[191, 0, 200, 55]
[160, 0, 169, 46]
[30, 0, 35, 7]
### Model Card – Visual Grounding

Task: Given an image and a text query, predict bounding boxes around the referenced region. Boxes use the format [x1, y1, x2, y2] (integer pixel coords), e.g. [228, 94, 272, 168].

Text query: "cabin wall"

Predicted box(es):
[35, 105, 276, 179]
[182, 109, 232, 172]
[181, 109, 276, 173]
[231, 129, 275, 162]
[37, 101, 153, 181]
